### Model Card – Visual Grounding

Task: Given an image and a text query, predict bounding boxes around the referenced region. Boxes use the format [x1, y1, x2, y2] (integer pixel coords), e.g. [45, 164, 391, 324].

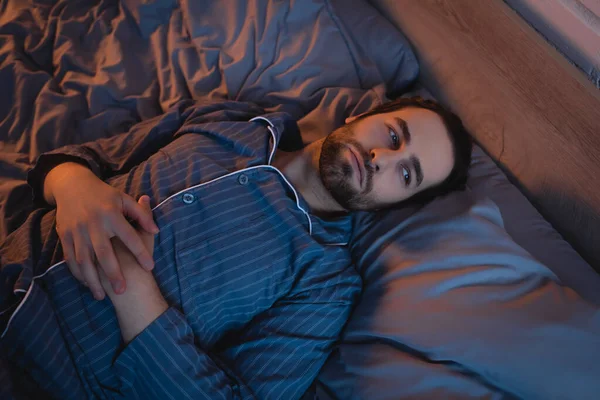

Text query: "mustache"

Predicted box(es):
[352, 143, 375, 190]
[319, 124, 378, 210]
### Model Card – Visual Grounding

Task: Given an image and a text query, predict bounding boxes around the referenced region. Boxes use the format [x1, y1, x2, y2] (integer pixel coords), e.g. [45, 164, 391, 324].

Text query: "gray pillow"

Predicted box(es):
[402, 87, 600, 305]
[181, 0, 419, 144]
[468, 145, 600, 304]
[317, 187, 600, 399]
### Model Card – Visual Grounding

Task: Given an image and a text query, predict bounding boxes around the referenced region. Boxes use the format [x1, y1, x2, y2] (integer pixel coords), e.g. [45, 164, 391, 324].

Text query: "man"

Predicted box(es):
[0, 96, 471, 399]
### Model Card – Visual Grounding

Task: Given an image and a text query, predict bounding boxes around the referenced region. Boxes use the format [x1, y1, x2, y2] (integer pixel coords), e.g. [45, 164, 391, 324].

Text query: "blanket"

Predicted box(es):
[0, 0, 418, 243]
[0, 0, 419, 398]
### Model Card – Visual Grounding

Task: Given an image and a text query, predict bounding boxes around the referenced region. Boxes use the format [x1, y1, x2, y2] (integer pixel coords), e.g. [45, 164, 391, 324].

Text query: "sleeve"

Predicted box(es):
[112, 271, 361, 400]
[26, 99, 265, 205]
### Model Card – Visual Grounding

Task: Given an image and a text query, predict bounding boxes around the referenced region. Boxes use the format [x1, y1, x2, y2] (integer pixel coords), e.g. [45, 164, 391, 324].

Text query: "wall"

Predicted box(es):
[504, 0, 600, 87]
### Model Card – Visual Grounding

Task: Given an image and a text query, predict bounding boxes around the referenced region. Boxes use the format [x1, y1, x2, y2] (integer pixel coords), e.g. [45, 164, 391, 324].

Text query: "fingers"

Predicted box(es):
[138, 195, 151, 210]
[122, 193, 159, 234]
[112, 215, 155, 271]
[81, 261, 104, 301]
[89, 228, 126, 295]
[136, 196, 156, 249]
[56, 192, 157, 300]
[74, 230, 105, 301]
[59, 231, 85, 284]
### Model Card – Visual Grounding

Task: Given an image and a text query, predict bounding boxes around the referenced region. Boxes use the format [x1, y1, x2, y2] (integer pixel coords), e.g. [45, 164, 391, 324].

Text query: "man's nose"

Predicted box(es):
[370, 148, 396, 173]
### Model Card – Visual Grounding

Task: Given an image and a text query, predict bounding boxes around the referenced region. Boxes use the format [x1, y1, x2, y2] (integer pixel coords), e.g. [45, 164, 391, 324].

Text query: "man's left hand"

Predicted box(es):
[98, 195, 158, 297]
[98, 195, 168, 343]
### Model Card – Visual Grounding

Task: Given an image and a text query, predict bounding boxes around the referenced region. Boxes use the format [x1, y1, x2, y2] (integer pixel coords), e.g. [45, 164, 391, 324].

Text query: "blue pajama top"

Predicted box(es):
[0, 99, 361, 400]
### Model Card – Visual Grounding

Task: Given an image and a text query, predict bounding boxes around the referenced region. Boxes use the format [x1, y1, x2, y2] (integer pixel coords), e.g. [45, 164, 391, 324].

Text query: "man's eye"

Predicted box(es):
[402, 165, 411, 186]
[389, 128, 400, 149]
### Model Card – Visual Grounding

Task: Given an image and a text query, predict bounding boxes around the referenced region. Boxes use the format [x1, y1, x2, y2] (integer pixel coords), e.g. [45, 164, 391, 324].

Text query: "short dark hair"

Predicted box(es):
[354, 96, 473, 206]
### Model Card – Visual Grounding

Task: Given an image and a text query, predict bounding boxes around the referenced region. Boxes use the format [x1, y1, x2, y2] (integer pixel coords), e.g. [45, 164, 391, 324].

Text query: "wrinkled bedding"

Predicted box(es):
[2, 1, 600, 399]
[317, 150, 600, 400]
[0, 0, 419, 397]
[0, 0, 418, 242]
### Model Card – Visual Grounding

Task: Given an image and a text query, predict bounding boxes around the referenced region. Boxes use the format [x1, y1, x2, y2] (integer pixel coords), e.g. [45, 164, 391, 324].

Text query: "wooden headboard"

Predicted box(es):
[371, 0, 600, 268]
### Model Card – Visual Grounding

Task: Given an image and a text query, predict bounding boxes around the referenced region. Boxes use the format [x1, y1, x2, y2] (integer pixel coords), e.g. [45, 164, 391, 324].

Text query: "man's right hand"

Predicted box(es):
[44, 162, 160, 300]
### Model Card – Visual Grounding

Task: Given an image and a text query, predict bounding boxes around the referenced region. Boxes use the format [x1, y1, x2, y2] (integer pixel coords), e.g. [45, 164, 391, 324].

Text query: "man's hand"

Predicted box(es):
[100, 195, 157, 287]
[44, 162, 159, 300]
[99, 195, 168, 344]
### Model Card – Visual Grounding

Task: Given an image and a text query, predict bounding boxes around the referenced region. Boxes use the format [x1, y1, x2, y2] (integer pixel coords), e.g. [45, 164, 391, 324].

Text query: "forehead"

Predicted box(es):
[365, 106, 444, 132]
[365, 106, 454, 187]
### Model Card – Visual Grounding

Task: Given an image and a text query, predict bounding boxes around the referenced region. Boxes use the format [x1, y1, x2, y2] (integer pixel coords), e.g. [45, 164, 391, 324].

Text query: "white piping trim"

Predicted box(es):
[261, 165, 313, 236]
[1, 260, 66, 338]
[249, 116, 277, 166]
[154, 164, 312, 234]
[249, 116, 275, 128]
[153, 166, 262, 211]
[153, 116, 278, 211]
[2, 118, 311, 338]
[267, 126, 277, 165]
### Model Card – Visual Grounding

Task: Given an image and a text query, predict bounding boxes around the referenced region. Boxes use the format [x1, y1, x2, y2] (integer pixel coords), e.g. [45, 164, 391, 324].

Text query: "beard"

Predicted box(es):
[319, 124, 376, 211]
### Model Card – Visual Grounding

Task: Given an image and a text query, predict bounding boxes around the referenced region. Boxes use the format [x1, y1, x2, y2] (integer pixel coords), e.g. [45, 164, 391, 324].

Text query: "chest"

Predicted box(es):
[39, 169, 350, 394]
[150, 166, 324, 347]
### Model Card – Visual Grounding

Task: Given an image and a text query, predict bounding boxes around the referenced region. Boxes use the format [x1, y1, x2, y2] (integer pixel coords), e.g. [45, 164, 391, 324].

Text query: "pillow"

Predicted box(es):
[3, 0, 417, 161]
[405, 87, 600, 305]
[468, 145, 600, 304]
[291, 0, 420, 143]
[325, 0, 419, 93]
[317, 188, 600, 399]
[179, 0, 419, 143]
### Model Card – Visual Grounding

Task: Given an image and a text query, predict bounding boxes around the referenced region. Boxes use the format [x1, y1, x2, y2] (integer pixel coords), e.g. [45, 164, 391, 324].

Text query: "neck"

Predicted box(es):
[272, 139, 346, 215]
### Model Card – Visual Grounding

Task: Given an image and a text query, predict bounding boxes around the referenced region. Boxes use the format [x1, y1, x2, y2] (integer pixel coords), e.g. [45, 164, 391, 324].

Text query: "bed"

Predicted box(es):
[0, 0, 599, 399]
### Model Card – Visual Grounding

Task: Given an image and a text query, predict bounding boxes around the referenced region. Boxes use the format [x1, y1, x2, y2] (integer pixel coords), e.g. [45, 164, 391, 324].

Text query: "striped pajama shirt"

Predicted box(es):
[0, 99, 361, 399]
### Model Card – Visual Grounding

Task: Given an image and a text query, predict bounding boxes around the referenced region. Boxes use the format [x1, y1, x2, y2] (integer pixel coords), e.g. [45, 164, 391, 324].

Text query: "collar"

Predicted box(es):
[297, 193, 353, 246]
[252, 112, 352, 246]
[250, 112, 305, 152]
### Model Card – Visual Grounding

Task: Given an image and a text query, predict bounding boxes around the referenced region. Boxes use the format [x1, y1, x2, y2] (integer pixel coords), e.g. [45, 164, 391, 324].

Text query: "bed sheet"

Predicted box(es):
[0, 0, 419, 398]
[0, 0, 418, 241]
[2, 1, 599, 399]
[314, 88, 600, 399]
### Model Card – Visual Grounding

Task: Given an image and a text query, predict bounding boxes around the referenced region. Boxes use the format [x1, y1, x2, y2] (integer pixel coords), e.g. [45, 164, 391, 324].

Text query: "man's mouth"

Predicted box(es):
[348, 146, 363, 189]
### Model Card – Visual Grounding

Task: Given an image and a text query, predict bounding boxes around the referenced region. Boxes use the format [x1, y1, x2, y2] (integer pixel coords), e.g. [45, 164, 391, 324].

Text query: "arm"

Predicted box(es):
[98, 196, 168, 343]
[28, 102, 192, 206]
[31, 100, 265, 300]
[111, 284, 359, 399]
[28, 98, 265, 204]
[26, 101, 199, 299]
[102, 227, 361, 399]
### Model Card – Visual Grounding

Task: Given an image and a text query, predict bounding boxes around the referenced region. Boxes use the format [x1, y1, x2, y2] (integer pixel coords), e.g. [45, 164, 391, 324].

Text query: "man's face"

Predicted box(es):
[319, 106, 454, 211]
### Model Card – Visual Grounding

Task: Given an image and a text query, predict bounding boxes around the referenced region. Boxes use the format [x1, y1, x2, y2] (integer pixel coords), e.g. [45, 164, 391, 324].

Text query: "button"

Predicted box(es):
[182, 193, 195, 204]
[238, 174, 249, 185]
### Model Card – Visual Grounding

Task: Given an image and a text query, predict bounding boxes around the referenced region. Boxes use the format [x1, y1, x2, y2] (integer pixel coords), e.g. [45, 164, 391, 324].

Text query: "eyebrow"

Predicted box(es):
[411, 155, 423, 187]
[396, 117, 412, 144]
